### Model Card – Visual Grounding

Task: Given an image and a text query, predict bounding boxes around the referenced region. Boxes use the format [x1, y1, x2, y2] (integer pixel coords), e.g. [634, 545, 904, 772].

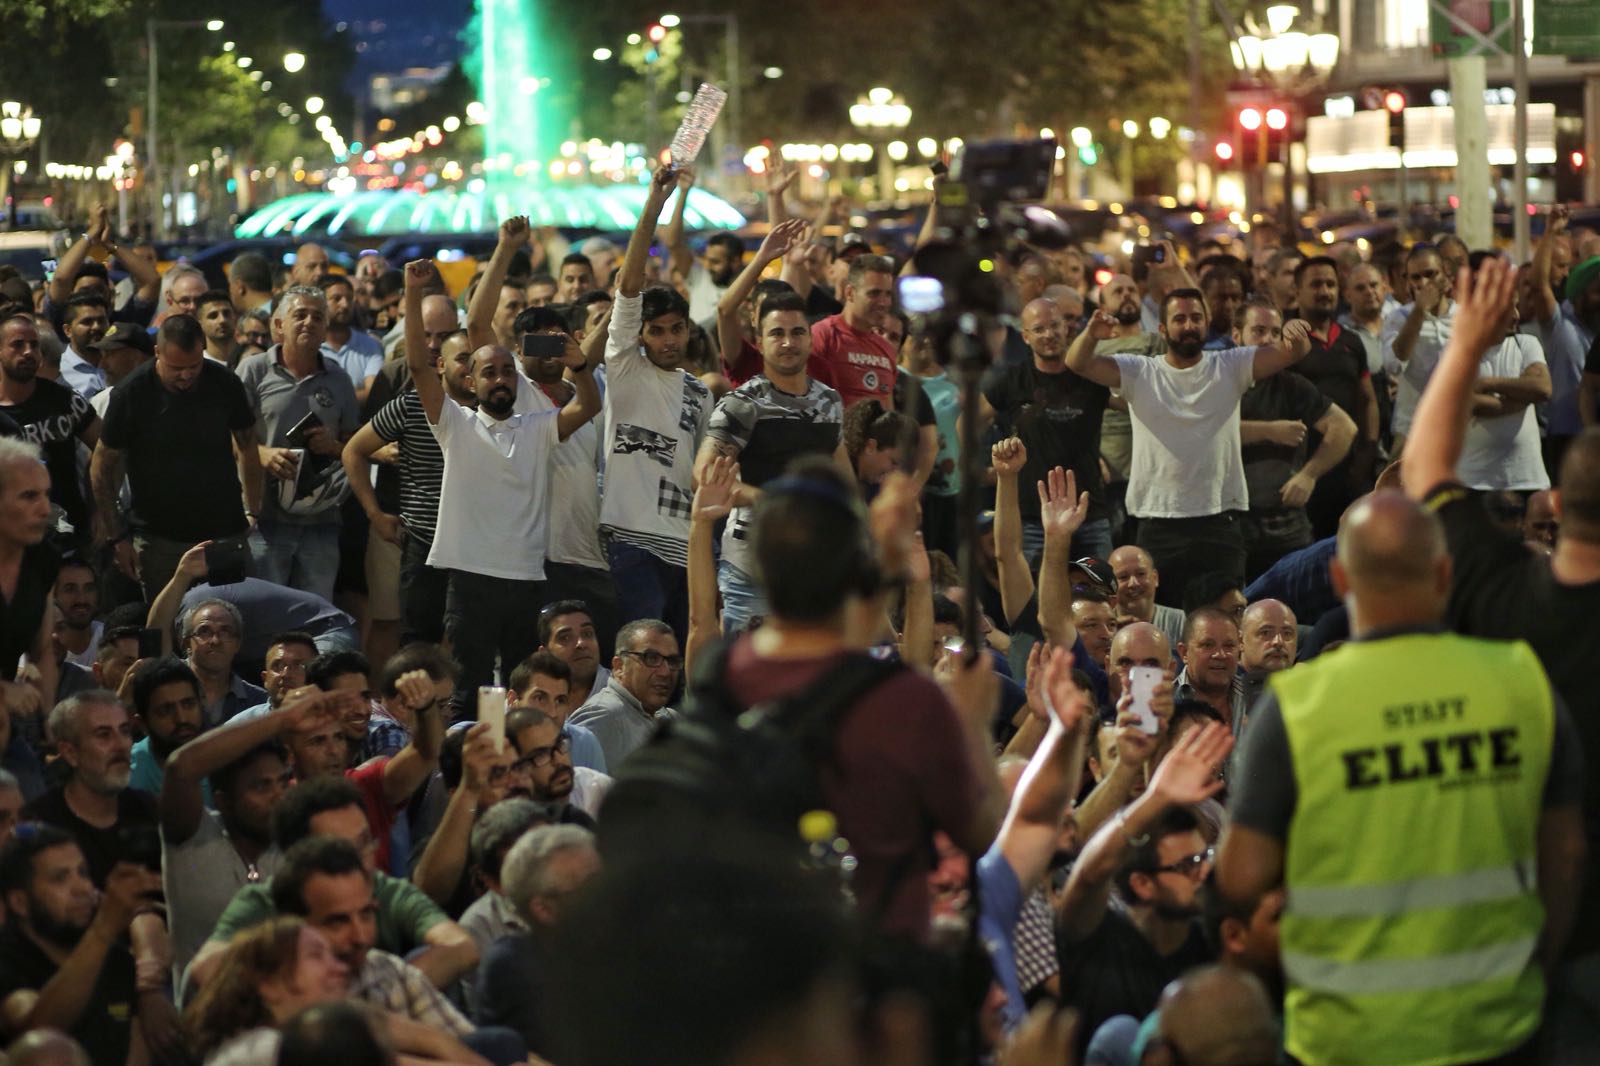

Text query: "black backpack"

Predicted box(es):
[597, 639, 904, 862]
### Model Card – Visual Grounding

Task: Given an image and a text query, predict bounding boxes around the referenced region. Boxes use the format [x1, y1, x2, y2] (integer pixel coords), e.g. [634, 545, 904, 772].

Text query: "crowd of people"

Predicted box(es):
[0, 160, 1595, 1066]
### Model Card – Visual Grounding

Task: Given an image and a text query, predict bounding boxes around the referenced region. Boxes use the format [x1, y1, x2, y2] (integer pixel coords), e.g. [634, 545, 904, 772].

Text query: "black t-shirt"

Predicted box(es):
[100, 359, 255, 542]
[2, 379, 97, 535]
[1239, 371, 1332, 511]
[1056, 903, 1211, 1050]
[1423, 482, 1600, 955]
[0, 925, 135, 1065]
[21, 787, 160, 888]
[1294, 326, 1368, 431]
[982, 361, 1110, 521]
[892, 369, 937, 429]
[0, 541, 58, 682]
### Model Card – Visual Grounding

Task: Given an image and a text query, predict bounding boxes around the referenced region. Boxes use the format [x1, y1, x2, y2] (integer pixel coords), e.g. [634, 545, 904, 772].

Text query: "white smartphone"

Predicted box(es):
[1129, 666, 1163, 734]
[478, 686, 508, 752]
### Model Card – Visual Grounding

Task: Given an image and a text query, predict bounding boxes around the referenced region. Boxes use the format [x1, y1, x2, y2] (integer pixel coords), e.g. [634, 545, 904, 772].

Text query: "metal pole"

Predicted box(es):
[146, 19, 160, 239]
[726, 15, 741, 163]
[1449, 57, 1492, 250]
[1511, 0, 1530, 263]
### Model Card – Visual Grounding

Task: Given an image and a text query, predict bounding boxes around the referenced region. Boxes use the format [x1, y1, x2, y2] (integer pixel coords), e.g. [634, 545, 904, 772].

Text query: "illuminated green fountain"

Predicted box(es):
[233, 0, 745, 240]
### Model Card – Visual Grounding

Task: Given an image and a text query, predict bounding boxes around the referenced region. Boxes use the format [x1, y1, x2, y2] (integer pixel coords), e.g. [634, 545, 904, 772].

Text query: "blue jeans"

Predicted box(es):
[607, 539, 688, 645]
[1020, 518, 1113, 564]
[717, 559, 768, 636]
[249, 521, 340, 600]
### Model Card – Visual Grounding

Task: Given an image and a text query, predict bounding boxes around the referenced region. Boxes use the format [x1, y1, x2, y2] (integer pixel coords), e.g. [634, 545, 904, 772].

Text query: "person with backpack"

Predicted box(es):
[606, 459, 1004, 942]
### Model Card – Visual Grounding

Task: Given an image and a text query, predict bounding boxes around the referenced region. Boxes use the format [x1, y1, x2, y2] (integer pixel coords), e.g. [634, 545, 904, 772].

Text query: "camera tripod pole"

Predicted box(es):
[952, 328, 989, 666]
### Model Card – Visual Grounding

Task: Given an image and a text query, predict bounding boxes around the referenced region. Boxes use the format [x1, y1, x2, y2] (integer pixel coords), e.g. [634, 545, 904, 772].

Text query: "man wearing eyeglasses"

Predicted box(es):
[568, 619, 680, 771]
[507, 707, 611, 821]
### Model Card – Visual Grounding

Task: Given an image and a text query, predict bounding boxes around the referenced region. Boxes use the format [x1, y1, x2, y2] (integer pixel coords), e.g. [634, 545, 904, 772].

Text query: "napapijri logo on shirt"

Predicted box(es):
[614, 423, 676, 467]
[861, 370, 881, 392]
[312, 387, 336, 409]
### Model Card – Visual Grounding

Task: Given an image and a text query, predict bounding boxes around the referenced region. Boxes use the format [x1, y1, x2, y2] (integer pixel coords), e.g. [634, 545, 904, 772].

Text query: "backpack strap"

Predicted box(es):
[765, 652, 905, 769]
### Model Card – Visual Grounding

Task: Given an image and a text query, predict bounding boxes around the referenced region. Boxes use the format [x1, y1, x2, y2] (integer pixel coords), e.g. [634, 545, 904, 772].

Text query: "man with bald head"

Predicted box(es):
[1143, 965, 1279, 1066]
[1238, 598, 1296, 713]
[1403, 256, 1600, 1057]
[1108, 545, 1185, 648]
[402, 261, 601, 709]
[1220, 488, 1585, 1066]
[978, 296, 1112, 558]
[290, 242, 331, 287]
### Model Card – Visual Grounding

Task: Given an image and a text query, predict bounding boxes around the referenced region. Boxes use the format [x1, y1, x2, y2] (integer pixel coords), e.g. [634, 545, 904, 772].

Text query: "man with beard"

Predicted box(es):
[1068, 293, 1313, 608]
[508, 706, 611, 821]
[23, 691, 158, 886]
[1291, 257, 1381, 538]
[290, 243, 330, 288]
[126, 657, 204, 794]
[196, 290, 240, 367]
[980, 297, 1112, 559]
[0, 824, 164, 1065]
[0, 314, 99, 544]
[601, 169, 713, 643]
[1199, 264, 1246, 351]
[344, 328, 472, 648]
[239, 285, 360, 602]
[404, 255, 599, 711]
[808, 253, 899, 410]
[516, 640, 606, 772]
[1095, 273, 1168, 515]
[1238, 598, 1296, 714]
[51, 559, 100, 671]
[160, 729, 294, 982]
[1173, 608, 1248, 735]
[1055, 722, 1232, 1051]
[662, 168, 742, 324]
[317, 274, 385, 405]
[233, 631, 317, 718]
[568, 619, 680, 770]
[695, 287, 847, 633]
[55, 294, 110, 400]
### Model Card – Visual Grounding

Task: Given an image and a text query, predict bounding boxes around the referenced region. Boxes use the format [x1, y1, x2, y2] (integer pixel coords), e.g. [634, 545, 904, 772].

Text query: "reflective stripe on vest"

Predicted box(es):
[1271, 632, 1553, 1066]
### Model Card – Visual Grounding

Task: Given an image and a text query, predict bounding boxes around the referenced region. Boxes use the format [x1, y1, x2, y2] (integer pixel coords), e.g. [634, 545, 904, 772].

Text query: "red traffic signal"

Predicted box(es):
[1383, 90, 1407, 114]
[1266, 107, 1289, 131]
[1239, 107, 1263, 131]
[647, 22, 667, 42]
[1215, 140, 1235, 162]
[1573, 150, 1586, 170]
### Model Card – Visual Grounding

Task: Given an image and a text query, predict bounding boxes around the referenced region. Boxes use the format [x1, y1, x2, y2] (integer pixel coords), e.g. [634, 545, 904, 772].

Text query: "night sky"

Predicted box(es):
[325, 0, 475, 82]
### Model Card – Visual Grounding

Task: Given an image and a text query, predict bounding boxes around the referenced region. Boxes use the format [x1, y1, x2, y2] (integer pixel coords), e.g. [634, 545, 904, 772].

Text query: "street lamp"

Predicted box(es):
[305, 96, 325, 115]
[283, 52, 305, 73]
[0, 102, 41, 231]
[849, 87, 912, 201]
[1229, 5, 1339, 227]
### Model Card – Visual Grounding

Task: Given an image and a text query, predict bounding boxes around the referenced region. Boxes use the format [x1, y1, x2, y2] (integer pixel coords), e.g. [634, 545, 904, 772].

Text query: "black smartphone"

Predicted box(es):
[930, 159, 949, 178]
[205, 540, 250, 586]
[137, 627, 163, 660]
[521, 333, 567, 359]
[283, 411, 323, 447]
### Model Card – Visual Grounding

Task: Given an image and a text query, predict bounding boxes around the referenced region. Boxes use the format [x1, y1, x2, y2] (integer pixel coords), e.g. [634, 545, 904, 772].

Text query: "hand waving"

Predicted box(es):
[1037, 466, 1089, 541]
[499, 215, 531, 247]
[693, 455, 739, 523]
[1449, 258, 1519, 361]
[758, 218, 810, 265]
[1147, 720, 1233, 806]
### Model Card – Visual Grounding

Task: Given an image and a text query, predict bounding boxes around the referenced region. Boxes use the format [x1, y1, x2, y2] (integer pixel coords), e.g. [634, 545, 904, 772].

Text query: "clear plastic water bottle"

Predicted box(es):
[798, 809, 858, 906]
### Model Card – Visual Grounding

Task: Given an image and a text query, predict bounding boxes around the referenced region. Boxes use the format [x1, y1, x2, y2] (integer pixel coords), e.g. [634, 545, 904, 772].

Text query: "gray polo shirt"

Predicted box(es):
[567, 678, 671, 770]
[236, 347, 359, 526]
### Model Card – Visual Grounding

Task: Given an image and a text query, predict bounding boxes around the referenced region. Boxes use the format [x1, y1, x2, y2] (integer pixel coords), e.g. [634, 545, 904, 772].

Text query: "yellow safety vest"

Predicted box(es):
[1272, 631, 1553, 1066]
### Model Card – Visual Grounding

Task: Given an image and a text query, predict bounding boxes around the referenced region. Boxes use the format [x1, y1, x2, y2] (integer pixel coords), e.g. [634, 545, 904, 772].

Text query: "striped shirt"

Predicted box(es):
[369, 388, 445, 546]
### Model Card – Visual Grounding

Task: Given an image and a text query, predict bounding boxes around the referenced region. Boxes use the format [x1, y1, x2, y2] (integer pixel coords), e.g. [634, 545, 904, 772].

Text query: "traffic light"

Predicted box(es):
[647, 22, 667, 42]
[1215, 140, 1235, 164]
[1237, 106, 1264, 171]
[1383, 89, 1406, 148]
[1572, 150, 1586, 171]
[1265, 106, 1290, 162]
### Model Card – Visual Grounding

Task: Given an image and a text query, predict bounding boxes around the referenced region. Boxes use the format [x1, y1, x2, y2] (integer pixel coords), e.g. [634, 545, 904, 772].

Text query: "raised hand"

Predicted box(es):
[1281, 319, 1313, 357]
[1038, 466, 1089, 541]
[404, 259, 438, 291]
[499, 215, 531, 247]
[1147, 720, 1232, 805]
[906, 531, 931, 587]
[175, 541, 212, 581]
[991, 437, 1028, 479]
[1036, 645, 1088, 734]
[867, 472, 921, 579]
[459, 722, 499, 794]
[674, 166, 697, 190]
[693, 455, 739, 523]
[758, 218, 810, 264]
[764, 162, 798, 196]
[1087, 308, 1118, 342]
[1450, 258, 1519, 360]
[1413, 276, 1446, 315]
[393, 668, 441, 714]
[1548, 203, 1570, 236]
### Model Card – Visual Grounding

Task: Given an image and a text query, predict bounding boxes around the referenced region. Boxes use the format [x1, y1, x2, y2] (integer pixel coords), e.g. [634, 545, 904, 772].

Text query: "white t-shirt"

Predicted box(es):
[685, 261, 727, 325]
[1458, 333, 1550, 491]
[426, 374, 561, 581]
[599, 292, 712, 568]
[547, 399, 609, 571]
[1112, 346, 1256, 519]
[1383, 300, 1456, 436]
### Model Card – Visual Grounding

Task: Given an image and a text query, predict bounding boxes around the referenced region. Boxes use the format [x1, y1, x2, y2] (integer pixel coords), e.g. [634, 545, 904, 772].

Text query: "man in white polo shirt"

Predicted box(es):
[401, 256, 601, 714]
[1066, 287, 1312, 607]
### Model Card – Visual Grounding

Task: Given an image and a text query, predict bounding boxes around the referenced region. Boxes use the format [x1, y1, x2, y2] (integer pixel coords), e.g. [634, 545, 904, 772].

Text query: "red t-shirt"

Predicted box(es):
[724, 641, 982, 941]
[809, 314, 898, 408]
[346, 757, 397, 872]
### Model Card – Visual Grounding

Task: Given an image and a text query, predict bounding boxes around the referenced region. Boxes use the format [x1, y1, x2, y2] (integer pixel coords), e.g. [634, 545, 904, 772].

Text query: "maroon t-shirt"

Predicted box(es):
[809, 314, 898, 408]
[724, 640, 982, 940]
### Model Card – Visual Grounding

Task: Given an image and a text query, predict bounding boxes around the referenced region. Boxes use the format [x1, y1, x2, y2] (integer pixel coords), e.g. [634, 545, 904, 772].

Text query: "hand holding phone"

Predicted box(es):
[478, 686, 507, 753]
[1129, 665, 1163, 734]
